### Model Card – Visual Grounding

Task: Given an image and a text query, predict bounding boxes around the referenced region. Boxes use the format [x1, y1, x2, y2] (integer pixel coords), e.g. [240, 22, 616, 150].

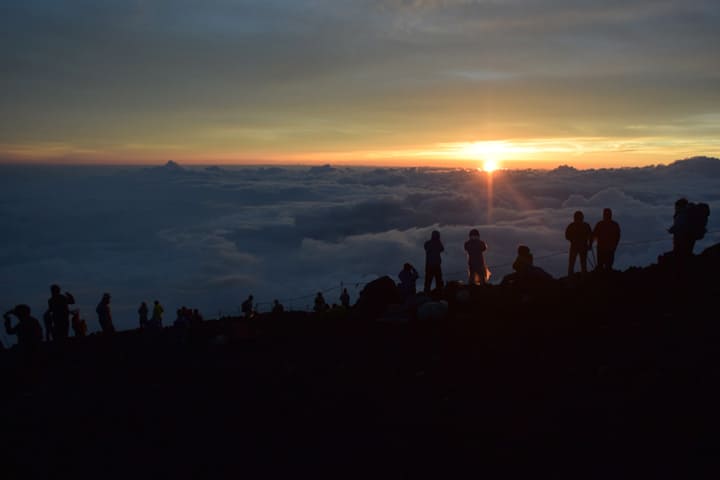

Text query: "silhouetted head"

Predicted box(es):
[517, 245, 531, 257]
[603, 208, 612, 220]
[50, 284, 60, 294]
[249, 295, 253, 300]
[469, 228, 479, 238]
[154, 300, 159, 305]
[431, 230, 440, 240]
[403, 262, 413, 271]
[573, 210, 584, 222]
[12, 304, 31, 318]
[102, 293, 111, 302]
[675, 198, 688, 209]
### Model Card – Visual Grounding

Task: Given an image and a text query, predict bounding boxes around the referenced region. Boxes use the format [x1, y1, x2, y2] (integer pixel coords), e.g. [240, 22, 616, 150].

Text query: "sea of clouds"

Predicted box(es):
[1, 157, 719, 337]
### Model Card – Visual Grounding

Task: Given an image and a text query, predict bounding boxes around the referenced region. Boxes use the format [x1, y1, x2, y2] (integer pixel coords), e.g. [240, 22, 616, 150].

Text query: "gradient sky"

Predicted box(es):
[1, 0, 719, 168]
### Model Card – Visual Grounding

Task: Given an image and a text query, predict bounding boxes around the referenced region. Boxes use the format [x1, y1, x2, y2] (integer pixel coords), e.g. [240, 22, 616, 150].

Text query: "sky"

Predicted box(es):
[1, 157, 719, 342]
[1, 0, 719, 168]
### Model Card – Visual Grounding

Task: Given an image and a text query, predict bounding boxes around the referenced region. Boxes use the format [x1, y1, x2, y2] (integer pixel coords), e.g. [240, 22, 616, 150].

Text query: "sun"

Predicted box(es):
[481, 159, 499, 172]
[454, 141, 507, 171]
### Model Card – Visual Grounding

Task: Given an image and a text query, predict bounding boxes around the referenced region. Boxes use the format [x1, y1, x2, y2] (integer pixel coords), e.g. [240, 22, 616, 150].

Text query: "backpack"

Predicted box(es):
[687, 202, 710, 240]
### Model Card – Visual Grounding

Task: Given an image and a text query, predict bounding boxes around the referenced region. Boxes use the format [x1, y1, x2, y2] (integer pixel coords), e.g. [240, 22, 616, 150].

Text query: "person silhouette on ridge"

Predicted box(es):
[151, 300, 164, 328]
[242, 295, 254, 319]
[138, 301, 149, 329]
[3, 304, 42, 349]
[464, 229, 489, 285]
[592, 208, 621, 271]
[48, 284, 75, 340]
[565, 210, 593, 276]
[340, 288, 351, 308]
[272, 299, 284, 314]
[398, 262, 419, 300]
[501, 245, 554, 286]
[314, 292, 328, 313]
[424, 230, 445, 293]
[96, 293, 115, 335]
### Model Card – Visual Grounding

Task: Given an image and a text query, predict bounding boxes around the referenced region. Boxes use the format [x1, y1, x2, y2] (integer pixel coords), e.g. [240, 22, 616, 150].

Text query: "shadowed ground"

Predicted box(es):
[3, 247, 720, 479]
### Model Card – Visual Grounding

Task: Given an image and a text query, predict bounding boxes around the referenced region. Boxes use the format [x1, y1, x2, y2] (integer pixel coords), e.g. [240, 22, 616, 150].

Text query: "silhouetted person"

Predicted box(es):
[340, 288, 351, 308]
[464, 228, 489, 285]
[138, 302, 149, 328]
[242, 295, 254, 319]
[151, 300, 164, 328]
[592, 208, 621, 271]
[272, 300, 285, 314]
[3, 304, 42, 349]
[565, 210, 592, 276]
[71, 310, 87, 337]
[314, 292, 328, 313]
[669, 198, 699, 258]
[501, 245, 554, 286]
[96, 293, 115, 335]
[424, 230, 444, 293]
[48, 284, 75, 340]
[398, 262, 419, 300]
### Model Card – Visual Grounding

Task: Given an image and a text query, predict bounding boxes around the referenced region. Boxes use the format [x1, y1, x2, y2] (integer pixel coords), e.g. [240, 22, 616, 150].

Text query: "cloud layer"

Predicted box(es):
[1, 158, 719, 337]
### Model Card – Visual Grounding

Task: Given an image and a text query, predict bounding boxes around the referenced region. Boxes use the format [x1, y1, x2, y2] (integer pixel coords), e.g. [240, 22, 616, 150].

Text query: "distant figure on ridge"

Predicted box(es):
[96, 293, 115, 335]
[71, 309, 87, 337]
[592, 208, 621, 271]
[565, 210, 592, 276]
[424, 230, 445, 293]
[398, 262, 419, 300]
[314, 292, 328, 313]
[464, 229, 489, 285]
[3, 304, 42, 348]
[272, 299, 285, 314]
[340, 288, 351, 308]
[242, 295, 254, 319]
[48, 284, 75, 340]
[151, 300, 164, 328]
[138, 301, 149, 329]
[668, 198, 710, 258]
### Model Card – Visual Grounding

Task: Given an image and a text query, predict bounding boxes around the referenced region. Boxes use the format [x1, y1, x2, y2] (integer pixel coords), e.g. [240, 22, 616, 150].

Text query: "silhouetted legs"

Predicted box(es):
[596, 247, 616, 271]
[568, 246, 588, 276]
[424, 264, 443, 293]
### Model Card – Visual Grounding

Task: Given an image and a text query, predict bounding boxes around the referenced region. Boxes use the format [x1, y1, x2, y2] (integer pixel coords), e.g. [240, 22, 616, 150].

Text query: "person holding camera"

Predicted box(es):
[48, 284, 75, 340]
[4, 305, 43, 348]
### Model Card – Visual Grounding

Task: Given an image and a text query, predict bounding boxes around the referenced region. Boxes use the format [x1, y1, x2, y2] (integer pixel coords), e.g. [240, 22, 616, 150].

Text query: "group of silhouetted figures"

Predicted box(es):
[2, 284, 209, 350]
[3, 198, 710, 350]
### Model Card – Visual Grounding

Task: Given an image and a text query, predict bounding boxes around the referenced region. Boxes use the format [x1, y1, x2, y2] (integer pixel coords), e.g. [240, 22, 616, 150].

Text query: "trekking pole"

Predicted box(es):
[589, 247, 597, 271]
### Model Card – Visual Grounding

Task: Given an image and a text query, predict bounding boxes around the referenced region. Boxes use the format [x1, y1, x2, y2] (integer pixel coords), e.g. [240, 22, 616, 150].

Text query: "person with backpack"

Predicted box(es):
[565, 210, 593, 276]
[592, 208, 621, 272]
[669, 198, 710, 258]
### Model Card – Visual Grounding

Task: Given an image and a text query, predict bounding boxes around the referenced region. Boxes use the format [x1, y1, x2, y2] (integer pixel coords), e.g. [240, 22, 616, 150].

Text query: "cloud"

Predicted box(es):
[1, 158, 719, 338]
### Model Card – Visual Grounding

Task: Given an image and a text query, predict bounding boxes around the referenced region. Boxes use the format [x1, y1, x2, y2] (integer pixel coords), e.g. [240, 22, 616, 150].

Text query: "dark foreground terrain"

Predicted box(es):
[3, 246, 720, 479]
